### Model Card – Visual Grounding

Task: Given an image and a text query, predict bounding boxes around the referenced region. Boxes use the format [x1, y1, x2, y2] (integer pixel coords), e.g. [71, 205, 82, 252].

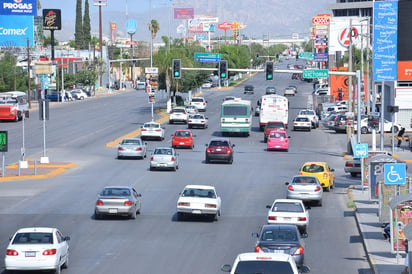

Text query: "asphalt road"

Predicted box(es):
[0, 59, 372, 274]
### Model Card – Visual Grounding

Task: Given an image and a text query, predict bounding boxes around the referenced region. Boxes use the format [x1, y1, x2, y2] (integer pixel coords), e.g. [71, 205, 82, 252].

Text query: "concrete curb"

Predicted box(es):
[0, 162, 77, 181]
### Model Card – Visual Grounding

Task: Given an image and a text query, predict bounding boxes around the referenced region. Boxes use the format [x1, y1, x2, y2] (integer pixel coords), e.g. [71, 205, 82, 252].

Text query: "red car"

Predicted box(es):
[205, 137, 235, 164]
[263, 121, 286, 142]
[172, 130, 195, 149]
[267, 129, 290, 152]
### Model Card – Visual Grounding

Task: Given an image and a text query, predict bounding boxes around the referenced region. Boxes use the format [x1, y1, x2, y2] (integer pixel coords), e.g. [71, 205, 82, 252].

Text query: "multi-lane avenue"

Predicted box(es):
[0, 58, 372, 274]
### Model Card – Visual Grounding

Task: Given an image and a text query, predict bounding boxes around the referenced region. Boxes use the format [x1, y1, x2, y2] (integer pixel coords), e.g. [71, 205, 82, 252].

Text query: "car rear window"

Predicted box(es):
[101, 188, 131, 196]
[272, 202, 303, 213]
[13, 232, 53, 244]
[234, 261, 294, 274]
[209, 140, 229, 147]
[292, 177, 317, 184]
[270, 132, 286, 138]
[172, 108, 185, 113]
[302, 165, 325, 172]
[122, 139, 141, 145]
[261, 229, 298, 241]
[175, 131, 190, 137]
[295, 117, 309, 122]
[191, 98, 204, 103]
[266, 122, 284, 128]
[144, 123, 159, 128]
[182, 188, 216, 198]
[245, 86, 254, 91]
[154, 148, 172, 155]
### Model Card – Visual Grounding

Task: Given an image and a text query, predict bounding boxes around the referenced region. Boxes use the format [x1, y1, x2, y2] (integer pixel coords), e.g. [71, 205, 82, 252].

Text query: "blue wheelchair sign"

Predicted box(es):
[354, 143, 368, 158]
[384, 163, 406, 185]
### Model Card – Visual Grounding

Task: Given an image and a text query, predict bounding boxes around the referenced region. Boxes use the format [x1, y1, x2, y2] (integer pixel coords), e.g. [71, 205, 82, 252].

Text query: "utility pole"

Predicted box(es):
[27, 38, 31, 109]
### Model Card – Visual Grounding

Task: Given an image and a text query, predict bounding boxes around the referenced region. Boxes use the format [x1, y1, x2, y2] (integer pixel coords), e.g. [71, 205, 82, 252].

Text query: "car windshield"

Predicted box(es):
[154, 148, 172, 155]
[144, 123, 159, 128]
[302, 165, 325, 173]
[182, 188, 216, 198]
[101, 188, 131, 196]
[292, 177, 317, 184]
[13, 232, 54, 244]
[121, 139, 141, 145]
[209, 140, 229, 147]
[261, 229, 298, 242]
[270, 132, 286, 138]
[272, 202, 304, 213]
[245, 86, 254, 90]
[234, 261, 294, 274]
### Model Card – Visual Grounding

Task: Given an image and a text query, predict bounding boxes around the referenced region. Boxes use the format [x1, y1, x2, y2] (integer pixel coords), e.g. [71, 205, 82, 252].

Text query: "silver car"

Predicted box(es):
[94, 186, 142, 219]
[188, 114, 208, 129]
[285, 175, 323, 206]
[150, 147, 179, 171]
[117, 138, 147, 159]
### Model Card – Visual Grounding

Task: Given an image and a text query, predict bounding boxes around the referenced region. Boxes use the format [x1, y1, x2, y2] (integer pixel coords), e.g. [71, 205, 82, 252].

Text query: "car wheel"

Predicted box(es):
[169, 120, 173, 124]
[392, 126, 399, 133]
[308, 127, 311, 132]
[205, 156, 210, 164]
[312, 122, 316, 129]
[94, 210, 102, 220]
[228, 157, 233, 164]
[177, 212, 184, 221]
[172, 165, 177, 171]
[188, 125, 192, 129]
[324, 184, 331, 192]
[214, 210, 220, 221]
[285, 149, 289, 152]
[317, 199, 322, 207]
[150, 166, 154, 171]
[62, 252, 69, 269]
[55, 265, 61, 274]
[331, 180, 334, 189]
[361, 127, 368, 134]
[350, 172, 358, 177]
[264, 137, 267, 143]
[130, 209, 137, 219]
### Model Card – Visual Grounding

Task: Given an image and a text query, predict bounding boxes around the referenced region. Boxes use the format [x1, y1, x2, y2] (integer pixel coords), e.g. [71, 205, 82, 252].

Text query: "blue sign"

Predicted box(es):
[354, 143, 368, 158]
[373, 1, 398, 81]
[125, 19, 138, 35]
[314, 52, 328, 62]
[384, 163, 406, 185]
[0, 15, 33, 46]
[0, 0, 36, 16]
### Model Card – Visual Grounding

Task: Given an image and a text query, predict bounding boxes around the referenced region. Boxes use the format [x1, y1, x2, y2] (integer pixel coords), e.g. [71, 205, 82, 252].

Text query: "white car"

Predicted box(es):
[266, 199, 310, 234]
[5, 227, 70, 273]
[169, 107, 188, 124]
[185, 105, 199, 115]
[190, 97, 207, 112]
[150, 147, 179, 171]
[70, 89, 88, 100]
[221, 253, 310, 274]
[188, 114, 208, 129]
[298, 109, 319, 128]
[177, 185, 221, 221]
[140, 121, 165, 140]
[293, 116, 312, 132]
[284, 87, 296, 96]
[201, 82, 212, 88]
[357, 117, 401, 134]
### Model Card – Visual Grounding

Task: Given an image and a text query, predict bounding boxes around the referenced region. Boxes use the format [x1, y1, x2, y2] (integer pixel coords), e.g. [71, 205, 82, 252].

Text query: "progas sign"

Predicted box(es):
[0, 0, 36, 16]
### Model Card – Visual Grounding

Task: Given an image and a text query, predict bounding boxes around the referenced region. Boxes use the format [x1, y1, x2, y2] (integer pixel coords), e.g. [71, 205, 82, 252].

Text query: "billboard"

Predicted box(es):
[329, 17, 367, 53]
[0, 0, 37, 16]
[398, 1, 412, 62]
[398, 61, 412, 81]
[373, 1, 398, 81]
[0, 15, 33, 46]
[174, 8, 194, 19]
[43, 9, 61, 30]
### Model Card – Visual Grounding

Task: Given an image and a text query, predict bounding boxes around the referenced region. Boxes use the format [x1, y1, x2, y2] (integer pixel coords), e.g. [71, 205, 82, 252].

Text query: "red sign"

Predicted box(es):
[312, 14, 331, 25]
[110, 22, 116, 30]
[126, 41, 137, 45]
[218, 22, 232, 30]
[398, 61, 412, 81]
[174, 8, 194, 19]
[338, 27, 358, 48]
[315, 44, 327, 49]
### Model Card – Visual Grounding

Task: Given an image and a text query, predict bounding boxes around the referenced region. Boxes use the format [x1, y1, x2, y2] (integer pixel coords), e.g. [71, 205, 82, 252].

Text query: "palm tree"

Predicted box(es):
[148, 19, 160, 40]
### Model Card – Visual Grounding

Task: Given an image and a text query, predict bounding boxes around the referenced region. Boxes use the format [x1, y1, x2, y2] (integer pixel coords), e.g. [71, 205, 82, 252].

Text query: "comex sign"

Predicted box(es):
[0, 0, 36, 16]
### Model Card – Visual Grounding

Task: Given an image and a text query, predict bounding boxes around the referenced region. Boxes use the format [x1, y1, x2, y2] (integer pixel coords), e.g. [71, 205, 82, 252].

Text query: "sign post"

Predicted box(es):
[354, 143, 369, 191]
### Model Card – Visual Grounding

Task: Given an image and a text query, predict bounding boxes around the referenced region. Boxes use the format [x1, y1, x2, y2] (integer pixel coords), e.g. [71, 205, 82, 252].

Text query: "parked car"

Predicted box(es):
[357, 117, 401, 134]
[221, 252, 310, 274]
[264, 121, 286, 142]
[94, 186, 142, 219]
[252, 224, 307, 268]
[188, 114, 208, 129]
[266, 86, 276, 95]
[117, 138, 147, 159]
[285, 175, 323, 206]
[244, 85, 255, 94]
[299, 162, 335, 191]
[5, 227, 70, 273]
[171, 130, 195, 149]
[136, 82, 146, 90]
[190, 97, 207, 112]
[267, 129, 290, 152]
[71, 89, 88, 100]
[169, 107, 188, 124]
[140, 121, 165, 141]
[298, 109, 319, 128]
[201, 82, 212, 88]
[293, 116, 311, 132]
[205, 137, 235, 164]
[176, 185, 221, 221]
[150, 147, 179, 171]
[344, 158, 361, 177]
[333, 114, 349, 133]
[266, 199, 310, 234]
[46, 91, 64, 102]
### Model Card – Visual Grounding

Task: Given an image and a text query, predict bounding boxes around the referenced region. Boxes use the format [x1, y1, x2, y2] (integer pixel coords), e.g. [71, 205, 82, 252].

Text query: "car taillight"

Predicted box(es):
[6, 249, 18, 256]
[293, 246, 304, 255]
[206, 148, 210, 153]
[142, 129, 147, 131]
[299, 172, 302, 175]
[288, 185, 294, 191]
[183, 112, 186, 114]
[136, 147, 142, 151]
[268, 216, 276, 221]
[188, 120, 192, 123]
[315, 186, 321, 192]
[96, 200, 103, 206]
[205, 204, 216, 208]
[222, 118, 225, 122]
[294, 122, 298, 125]
[245, 118, 249, 122]
[178, 202, 190, 206]
[346, 162, 353, 167]
[124, 201, 133, 206]
[171, 157, 175, 161]
[323, 173, 328, 179]
[255, 246, 262, 252]
[227, 149, 232, 154]
[203, 103, 205, 106]
[118, 147, 124, 151]
[42, 249, 57, 256]
[151, 157, 154, 161]
[298, 217, 307, 221]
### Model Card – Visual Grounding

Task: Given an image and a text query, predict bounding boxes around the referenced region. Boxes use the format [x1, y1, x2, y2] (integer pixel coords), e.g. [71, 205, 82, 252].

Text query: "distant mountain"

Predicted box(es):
[54, 0, 336, 43]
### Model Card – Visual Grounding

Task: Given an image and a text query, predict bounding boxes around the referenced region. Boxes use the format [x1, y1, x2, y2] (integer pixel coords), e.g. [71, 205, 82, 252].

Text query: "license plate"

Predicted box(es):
[216, 148, 221, 151]
[192, 210, 201, 214]
[25, 251, 36, 257]
[275, 145, 280, 148]
[180, 142, 185, 145]
[109, 208, 118, 214]
[159, 163, 167, 167]
[283, 217, 291, 221]
[272, 250, 285, 254]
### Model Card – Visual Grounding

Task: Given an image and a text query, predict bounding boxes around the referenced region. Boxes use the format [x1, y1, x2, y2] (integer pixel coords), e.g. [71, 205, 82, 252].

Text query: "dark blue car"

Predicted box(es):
[46, 91, 63, 102]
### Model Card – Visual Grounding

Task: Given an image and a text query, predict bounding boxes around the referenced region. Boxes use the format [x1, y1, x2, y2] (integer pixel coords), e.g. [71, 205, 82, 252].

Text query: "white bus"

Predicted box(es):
[221, 98, 252, 136]
[259, 94, 289, 130]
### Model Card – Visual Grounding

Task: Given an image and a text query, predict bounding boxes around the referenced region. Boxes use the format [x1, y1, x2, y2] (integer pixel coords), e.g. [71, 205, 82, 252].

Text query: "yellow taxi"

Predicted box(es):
[299, 162, 335, 191]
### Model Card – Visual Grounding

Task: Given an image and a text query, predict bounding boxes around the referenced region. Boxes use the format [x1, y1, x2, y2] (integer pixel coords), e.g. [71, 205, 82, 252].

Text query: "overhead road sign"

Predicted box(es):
[314, 53, 328, 62]
[303, 69, 329, 79]
[299, 52, 314, 60]
[194, 52, 221, 63]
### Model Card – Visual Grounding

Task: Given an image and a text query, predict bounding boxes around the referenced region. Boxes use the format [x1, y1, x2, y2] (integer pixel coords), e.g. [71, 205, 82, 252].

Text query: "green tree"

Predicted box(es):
[148, 19, 160, 40]
[42, 34, 58, 47]
[82, 0, 91, 49]
[74, 0, 83, 49]
[0, 53, 29, 92]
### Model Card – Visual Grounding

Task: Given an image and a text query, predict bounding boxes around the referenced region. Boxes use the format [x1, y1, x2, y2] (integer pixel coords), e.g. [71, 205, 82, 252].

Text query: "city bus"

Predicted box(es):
[259, 94, 289, 130]
[0, 91, 29, 121]
[221, 98, 252, 136]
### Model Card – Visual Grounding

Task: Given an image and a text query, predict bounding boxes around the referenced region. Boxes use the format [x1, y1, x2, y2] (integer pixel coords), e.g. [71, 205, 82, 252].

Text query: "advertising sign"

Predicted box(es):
[42, 9, 61, 30]
[312, 14, 331, 26]
[174, 8, 194, 19]
[0, 0, 36, 16]
[314, 53, 328, 62]
[373, 1, 398, 81]
[110, 22, 116, 30]
[0, 15, 33, 46]
[329, 17, 367, 53]
[390, 201, 412, 253]
[218, 22, 232, 30]
[397, 61, 412, 81]
[125, 19, 137, 35]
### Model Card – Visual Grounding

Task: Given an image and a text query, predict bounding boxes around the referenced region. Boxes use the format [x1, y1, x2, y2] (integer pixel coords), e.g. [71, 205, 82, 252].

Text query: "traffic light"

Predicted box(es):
[172, 59, 181, 79]
[256, 53, 260, 60]
[219, 60, 228, 79]
[265, 61, 274, 80]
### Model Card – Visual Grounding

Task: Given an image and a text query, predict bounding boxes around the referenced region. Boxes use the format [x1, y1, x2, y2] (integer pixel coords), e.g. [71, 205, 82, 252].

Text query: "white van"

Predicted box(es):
[136, 82, 146, 90]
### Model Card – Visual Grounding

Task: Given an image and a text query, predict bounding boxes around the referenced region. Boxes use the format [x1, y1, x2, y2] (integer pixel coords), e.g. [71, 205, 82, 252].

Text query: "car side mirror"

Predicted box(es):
[330, 168, 335, 171]
[288, 136, 291, 138]
[221, 265, 231, 272]
[64, 236, 71, 241]
[251, 232, 259, 238]
[137, 193, 142, 197]
[171, 134, 174, 136]
[266, 205, 271, 209]
[301, 233, 308, 239]
[205, 144, 208, 147]
[193, 135, 197, 137]
[206, 117, 208, 119]
[306, 205, 311, 210]
[232, 144, 235, 147]
[285, 182, 289, 185]
[144, 142, 148, 146]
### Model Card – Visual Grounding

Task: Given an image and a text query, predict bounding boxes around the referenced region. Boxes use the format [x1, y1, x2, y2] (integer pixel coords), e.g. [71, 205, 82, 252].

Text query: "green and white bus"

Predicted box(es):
[221, 98, 253, 136]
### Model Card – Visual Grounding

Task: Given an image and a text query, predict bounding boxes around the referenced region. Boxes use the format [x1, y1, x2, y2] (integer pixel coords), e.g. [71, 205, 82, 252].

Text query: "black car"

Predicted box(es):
[252, 224, 307, 267]
[244, 85, 254, 94]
